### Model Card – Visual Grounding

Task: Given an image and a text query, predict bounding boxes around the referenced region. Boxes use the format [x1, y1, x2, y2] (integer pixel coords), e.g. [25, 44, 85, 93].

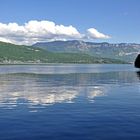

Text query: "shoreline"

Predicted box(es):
[0, 62, 131, 65]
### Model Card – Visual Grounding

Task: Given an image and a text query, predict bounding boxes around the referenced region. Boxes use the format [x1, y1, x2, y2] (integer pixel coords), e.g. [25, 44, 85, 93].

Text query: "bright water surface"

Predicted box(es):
[0, 64, 140, 140]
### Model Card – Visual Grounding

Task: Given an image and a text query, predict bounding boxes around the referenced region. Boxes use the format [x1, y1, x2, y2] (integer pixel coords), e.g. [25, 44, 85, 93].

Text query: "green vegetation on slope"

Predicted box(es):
[0, 41, 127, 64]
[45, 53, 127, 64]
[0, 42, 49, 63]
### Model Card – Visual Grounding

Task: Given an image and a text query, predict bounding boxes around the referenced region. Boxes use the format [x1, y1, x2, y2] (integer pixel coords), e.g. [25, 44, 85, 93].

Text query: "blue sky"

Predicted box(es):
[0, 0, 140, 44]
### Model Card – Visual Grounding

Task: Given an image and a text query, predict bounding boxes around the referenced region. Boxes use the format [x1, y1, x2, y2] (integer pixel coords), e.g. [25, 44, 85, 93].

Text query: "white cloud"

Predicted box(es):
[0, 20, 110, 45]
[87, 28, 110, 39]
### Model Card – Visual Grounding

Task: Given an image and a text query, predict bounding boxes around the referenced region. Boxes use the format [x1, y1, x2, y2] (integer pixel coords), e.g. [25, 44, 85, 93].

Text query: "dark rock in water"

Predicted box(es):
[135, 54, 140, 68]
[136, 71, 140, 80]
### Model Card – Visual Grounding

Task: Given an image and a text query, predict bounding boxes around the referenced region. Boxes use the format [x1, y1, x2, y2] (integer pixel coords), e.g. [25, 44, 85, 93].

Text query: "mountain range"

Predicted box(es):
[33, 40, 140, 63]
[0, 41, 125, 64]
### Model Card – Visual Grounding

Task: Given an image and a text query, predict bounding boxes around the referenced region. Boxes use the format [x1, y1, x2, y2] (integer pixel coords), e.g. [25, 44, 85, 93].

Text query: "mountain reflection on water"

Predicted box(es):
[0, 68, 139, 110]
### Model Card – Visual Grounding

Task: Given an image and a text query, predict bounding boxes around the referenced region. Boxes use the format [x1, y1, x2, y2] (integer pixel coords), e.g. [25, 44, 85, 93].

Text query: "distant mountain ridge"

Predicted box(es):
[33, 40, 140, 63]
[0, 41, 125, 64]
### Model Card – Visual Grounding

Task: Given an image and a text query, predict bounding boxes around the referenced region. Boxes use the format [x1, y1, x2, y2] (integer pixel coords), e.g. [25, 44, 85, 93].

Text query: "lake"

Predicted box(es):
[0, 64, 140, 140]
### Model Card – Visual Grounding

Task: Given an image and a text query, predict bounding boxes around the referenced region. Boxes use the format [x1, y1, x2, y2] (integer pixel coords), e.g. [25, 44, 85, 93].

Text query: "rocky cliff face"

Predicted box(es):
[33, 40, 140, 63]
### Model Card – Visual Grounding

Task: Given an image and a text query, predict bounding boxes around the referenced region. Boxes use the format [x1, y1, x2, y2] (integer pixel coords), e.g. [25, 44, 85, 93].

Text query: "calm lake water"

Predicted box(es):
[0, 64, 140, 140]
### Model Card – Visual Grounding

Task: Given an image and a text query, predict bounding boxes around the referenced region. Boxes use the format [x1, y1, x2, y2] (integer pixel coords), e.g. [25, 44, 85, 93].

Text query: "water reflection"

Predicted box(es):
[136, 71, 140, 80]
[1, 65, 140, 140]
[0, 64, 136, 74]
[0, 73, 107, 109]
[0, 69, 139, 110]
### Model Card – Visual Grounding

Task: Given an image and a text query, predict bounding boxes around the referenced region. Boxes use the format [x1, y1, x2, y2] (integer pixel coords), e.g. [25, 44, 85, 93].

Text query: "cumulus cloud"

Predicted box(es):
[0, 20, 110, 45]
[87, 28, 110, 39]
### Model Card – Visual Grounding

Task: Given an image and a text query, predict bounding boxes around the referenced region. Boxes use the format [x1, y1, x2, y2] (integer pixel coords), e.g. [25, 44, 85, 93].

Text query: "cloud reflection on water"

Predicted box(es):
[0, 73, 108, 110]
[0, 65, 139, 110]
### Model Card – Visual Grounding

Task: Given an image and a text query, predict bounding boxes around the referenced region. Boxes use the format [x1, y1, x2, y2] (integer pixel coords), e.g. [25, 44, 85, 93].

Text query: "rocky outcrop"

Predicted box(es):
[135, 54, 140, 68]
